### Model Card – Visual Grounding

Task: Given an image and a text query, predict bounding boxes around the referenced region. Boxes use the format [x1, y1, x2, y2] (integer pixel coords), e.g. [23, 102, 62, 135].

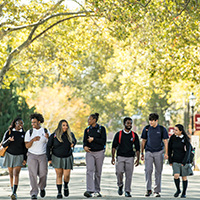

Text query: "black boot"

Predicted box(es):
[181, 180, 188, 198]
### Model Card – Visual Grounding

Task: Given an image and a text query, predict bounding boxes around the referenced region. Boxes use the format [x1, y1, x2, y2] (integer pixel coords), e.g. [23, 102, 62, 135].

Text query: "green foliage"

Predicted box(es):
[0, 83, 35, 140]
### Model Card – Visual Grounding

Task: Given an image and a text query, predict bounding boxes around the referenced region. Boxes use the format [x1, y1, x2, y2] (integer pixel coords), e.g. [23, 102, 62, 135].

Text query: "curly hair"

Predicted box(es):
[30, 113, 44, 123]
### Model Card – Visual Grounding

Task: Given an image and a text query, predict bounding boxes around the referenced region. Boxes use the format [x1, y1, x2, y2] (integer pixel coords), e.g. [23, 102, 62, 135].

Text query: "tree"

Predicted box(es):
[27, 82, 90, 140]
[0, 83, 35, 140]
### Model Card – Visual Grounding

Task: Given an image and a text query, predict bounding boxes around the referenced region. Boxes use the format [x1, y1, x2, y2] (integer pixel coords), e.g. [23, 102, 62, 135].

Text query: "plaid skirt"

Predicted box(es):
[3, 152, 24, 168]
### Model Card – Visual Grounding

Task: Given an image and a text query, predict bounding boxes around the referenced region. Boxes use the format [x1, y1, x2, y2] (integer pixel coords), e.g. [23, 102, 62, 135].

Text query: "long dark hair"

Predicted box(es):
[54, 119, 72, 143]
[9, 117, 24, 131]
[175, 124, 190, 143]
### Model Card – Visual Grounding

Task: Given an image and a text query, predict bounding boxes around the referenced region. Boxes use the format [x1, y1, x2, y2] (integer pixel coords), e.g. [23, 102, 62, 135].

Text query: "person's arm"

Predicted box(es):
[2, 130, 13, 147]
[83, 129, 91, 152]
[140, 126, 147, 161]
[168, 136, 173, 165]
[141, 139, 146, 161]
[182, 141, 191, 165]
[111, 148, 116, 165]
[25, 136, 40, 149]
[71, 132, 77, 147]
[46, 134, 54, 162]
[111, 132, 118, 165]
[134, 133, 140, 166]
[91, 126, 107, 145]
[163, 139, 168, 159]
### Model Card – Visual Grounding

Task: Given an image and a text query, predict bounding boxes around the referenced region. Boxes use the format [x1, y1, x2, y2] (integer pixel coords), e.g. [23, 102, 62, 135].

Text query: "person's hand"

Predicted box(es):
[45, 133, 49, 139]
[8, 136, 14, 141]
[87, 136, 94, 143]
[164, 153, 168, 160]
[141, 154, 144, 161]
[170, 164, 172, 166]
[111, 158, 115, 165]
[84, 146, 91, 153]
[135, 159, 139, 167]
[22, 160, 26, 165]
[48, 160, 52, 164]
[71, 143, 74, 148]
[32, 136, 40, 142]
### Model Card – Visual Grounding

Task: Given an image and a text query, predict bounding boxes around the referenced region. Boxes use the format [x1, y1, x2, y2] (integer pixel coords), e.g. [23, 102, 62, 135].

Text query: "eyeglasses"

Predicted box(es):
[16, 122, 24, 125]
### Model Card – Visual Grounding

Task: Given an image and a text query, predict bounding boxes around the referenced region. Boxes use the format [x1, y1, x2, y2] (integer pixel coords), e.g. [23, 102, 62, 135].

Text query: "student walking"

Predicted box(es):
[111, 117, 140, 197]
[25, 113, 50, 200]
[141, 113, 169, 197]
[168, 124, 193, 198]
[46, 119, 77, 199]
[1, 118, 27, 200]
[83, 113, 107, 198]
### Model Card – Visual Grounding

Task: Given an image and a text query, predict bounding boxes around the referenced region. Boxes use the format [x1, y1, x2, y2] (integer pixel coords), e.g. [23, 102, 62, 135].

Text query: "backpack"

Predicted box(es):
[118, 130, 135, 144]
[86, 125, 101, 135]
[189, 145, 195, 165]
[29, 128, 48, 137]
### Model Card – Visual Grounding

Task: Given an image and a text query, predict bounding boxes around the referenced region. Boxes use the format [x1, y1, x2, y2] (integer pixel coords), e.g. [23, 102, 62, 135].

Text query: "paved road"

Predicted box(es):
[0, 157, 200, 200]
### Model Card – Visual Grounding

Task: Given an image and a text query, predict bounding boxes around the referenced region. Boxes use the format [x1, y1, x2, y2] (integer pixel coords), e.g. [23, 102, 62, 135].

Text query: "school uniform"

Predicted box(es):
[46, 132, 77, 169]
[83, 124, 106, 193]
[24, 127, 50, 197]
[2, 128, 27, 168]
[112, 130, 140, 192]
[141, 124, 169, 193]
[168, 134, 193, 176]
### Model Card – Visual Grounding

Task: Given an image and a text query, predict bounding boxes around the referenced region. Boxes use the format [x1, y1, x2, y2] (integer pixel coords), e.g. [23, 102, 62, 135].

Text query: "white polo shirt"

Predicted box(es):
[24, 127, 49, 155]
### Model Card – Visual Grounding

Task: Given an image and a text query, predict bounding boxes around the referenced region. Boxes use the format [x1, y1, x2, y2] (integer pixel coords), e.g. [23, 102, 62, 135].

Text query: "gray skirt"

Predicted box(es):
[3, 152, 24, 168]
[52, 154, 73, 169]
[172, 162, 193, 176]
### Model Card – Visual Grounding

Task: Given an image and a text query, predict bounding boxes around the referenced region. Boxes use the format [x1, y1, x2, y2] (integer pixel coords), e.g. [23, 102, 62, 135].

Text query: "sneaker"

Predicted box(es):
[31, 195, 37, 199]
[64, 186, 69, 197]
[145, 190, 152, 197]
[181, 193, 186, 198]
[125, 191, 132, 197]
[40, 189, 45, 198]
[118, 185, 123, 196]
[174, 190, 181, 197]
[57, 193, 63, 199]
[96, 192, 102, 197]
[11, 193, 17, 200]
[154, 192, 161, 197]
[84, 191, 92, 198]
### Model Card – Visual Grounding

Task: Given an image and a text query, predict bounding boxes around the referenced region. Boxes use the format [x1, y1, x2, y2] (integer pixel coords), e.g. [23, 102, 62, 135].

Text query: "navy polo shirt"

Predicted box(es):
[141, 124, 169, 153]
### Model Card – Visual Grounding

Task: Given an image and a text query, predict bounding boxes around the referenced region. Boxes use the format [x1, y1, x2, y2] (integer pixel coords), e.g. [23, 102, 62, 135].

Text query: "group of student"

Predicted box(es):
[1, 112, 193, 199]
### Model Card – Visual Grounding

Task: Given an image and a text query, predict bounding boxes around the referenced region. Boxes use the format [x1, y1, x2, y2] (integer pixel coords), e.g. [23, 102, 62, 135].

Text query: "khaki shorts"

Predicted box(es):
[172, 162, 193, 176]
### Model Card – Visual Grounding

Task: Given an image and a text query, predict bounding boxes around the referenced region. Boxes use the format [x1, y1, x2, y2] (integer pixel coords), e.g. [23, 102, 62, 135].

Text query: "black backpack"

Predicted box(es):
[29, 128, 48, 137]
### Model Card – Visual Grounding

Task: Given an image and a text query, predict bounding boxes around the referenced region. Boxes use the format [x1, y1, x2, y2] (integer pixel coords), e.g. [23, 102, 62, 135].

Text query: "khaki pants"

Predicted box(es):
[115, 156, 134, 192]
[27, 152, 48, 196]
[144, 150, 164, 193]
[86, 150, 105, 193]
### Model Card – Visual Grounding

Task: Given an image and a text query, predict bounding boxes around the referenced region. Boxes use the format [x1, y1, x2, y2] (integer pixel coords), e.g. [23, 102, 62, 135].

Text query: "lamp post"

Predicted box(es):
[165, 110, 171, 131]
[189, 93, 196, 135]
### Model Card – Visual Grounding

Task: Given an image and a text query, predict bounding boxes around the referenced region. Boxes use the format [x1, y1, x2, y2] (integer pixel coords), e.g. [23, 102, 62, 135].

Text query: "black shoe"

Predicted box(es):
[96, 192, 102, 197]
[181, 193, 186, 198]
[40, 189, 45, 198]
[84, 191, 92, 198]
[64, 186, 69, 197]
[57, 193, 63, 199]
[174, 190, 181, 197]
[31, 195, 37, 199]
[145, 190, 152, 197]
[118, 185, 123, 196]
[11, 193, 17, 200]
[125, 191, 132, 197]
[154, 192, 161, 197]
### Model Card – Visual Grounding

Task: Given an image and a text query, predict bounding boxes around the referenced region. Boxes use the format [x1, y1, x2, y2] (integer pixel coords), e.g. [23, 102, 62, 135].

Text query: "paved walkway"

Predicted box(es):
[0, 157, 200, 199]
